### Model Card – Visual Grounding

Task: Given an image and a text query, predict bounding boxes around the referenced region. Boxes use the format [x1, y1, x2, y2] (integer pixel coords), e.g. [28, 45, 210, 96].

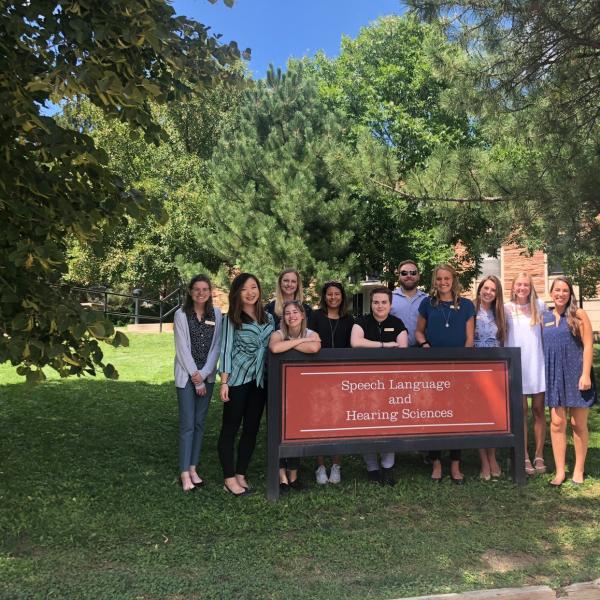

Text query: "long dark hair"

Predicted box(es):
[228, 273, 268, 329]
[550, 276, 581, 339]
[182, 274, 213, 316]
[475, 275, 506, 345]
[318, 281, 348, 317]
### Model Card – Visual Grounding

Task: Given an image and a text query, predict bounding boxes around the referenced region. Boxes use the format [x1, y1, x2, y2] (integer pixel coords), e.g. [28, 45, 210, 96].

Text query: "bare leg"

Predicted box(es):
[333, 455, 341, 465]
[450, 459, 463, 481]
[288, 469, 298, 484]
[316, 456, 326, 467]
[478, 449, 491, 479]
[531, 392, 547, 460]
[570, 408, 589, 484]
[522, 395, 530, 457]
[549, 407, 567, 485]
[431, 458, 442, 480]
[522, 396, 533, 473]
[488, 449, 501, 476]
[279, 468, 288, 485]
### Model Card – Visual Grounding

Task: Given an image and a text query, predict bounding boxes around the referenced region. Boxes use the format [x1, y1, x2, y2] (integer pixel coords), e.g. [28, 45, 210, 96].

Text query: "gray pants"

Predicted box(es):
[177, 379, 213, 472]
[363, 452, 395, 472]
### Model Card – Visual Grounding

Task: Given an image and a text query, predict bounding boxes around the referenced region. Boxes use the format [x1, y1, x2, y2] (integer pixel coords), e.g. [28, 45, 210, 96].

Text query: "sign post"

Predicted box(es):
[267, 347, 525, 500]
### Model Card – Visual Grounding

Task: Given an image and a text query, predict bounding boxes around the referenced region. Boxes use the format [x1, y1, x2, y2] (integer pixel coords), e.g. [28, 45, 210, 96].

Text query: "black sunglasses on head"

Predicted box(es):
[399, 270, 418, 276]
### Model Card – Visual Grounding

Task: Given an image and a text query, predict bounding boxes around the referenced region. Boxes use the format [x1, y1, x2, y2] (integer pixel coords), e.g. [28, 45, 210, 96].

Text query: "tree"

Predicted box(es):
[404, 1, 600, 296]
[314, 16, 471, 175]
[61, 77, 244, 297]
[194, 63, 363, 294]
[1, 0, 246, 381]
[408, 1, 600, 131]
[310, 16, 487, 284]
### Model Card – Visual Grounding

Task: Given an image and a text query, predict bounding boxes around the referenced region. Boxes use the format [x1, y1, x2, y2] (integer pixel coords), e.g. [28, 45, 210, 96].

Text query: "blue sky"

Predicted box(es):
[172, 0, 407, 78]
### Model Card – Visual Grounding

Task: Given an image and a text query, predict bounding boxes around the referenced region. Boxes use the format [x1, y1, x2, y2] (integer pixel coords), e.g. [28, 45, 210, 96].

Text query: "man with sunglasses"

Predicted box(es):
[391, 260, 428, 347]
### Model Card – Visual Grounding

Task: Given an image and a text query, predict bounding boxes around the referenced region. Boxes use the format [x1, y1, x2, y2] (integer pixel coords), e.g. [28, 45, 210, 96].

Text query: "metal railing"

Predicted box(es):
[55, 284, 182, 332]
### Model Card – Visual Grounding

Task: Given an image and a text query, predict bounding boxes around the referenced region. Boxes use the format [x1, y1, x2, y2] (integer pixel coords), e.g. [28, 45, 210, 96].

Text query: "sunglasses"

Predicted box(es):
[399, 270, 418, 276]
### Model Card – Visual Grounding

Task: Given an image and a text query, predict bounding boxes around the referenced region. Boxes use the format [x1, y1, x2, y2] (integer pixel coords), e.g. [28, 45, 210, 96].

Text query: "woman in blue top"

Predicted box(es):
[174, 275, 222, 492]
[474, 275, 506, 480]
[415, 264, 475, 484]
[218, 273, 274, 496]
[542, 276, 596, 487]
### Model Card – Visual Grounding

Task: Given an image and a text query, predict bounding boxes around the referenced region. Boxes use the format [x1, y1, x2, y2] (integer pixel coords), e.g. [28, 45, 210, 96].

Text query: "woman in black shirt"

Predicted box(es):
[308, 281, 354, 484]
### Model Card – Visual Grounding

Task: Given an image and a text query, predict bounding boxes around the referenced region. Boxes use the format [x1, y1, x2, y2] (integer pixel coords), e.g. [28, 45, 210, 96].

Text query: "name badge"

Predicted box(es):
[205, 320, 215, 326]
[384, 327, 395, 332]
[544, 321, 555, 327]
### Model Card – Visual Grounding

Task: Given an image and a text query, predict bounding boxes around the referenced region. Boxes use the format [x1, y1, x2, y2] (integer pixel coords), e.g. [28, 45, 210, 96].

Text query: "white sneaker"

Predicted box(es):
[329, 464, 341, 484]
[315, 465, 328, 485]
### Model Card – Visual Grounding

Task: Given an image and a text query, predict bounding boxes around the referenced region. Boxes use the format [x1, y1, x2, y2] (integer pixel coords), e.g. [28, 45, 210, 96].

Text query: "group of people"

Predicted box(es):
[173, 261, 596, 495]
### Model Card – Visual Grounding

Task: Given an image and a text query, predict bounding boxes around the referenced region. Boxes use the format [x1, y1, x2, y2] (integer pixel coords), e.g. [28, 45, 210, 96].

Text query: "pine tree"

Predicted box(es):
[200, 63, 361, 294]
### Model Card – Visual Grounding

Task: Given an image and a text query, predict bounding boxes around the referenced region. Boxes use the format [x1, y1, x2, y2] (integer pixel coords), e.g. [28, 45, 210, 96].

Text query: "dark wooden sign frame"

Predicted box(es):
[267, 347, 525, 501]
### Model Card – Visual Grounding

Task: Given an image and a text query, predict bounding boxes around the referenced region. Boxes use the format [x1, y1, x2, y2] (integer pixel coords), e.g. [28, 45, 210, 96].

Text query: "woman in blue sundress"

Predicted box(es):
[542, 276, 596, 487]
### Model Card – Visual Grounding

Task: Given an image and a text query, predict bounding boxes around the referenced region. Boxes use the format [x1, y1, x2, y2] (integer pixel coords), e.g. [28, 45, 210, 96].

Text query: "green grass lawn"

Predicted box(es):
[1, 334, 599, 600]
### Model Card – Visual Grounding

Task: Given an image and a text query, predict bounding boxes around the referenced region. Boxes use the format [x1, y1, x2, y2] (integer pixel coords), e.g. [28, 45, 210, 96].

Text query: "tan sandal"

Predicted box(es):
[524, 459, 535, 476]
[533, 457, 547, 474]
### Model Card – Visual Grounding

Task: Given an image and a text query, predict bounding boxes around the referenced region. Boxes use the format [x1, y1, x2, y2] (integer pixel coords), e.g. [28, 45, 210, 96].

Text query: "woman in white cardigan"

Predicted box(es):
[174, 275, 222, 492]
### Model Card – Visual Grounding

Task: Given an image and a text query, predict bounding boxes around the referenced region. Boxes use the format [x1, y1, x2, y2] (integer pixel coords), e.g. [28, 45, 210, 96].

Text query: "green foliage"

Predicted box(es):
[309, 17, 482, 282]
[314, 15, 471, 174]
[196, 63, 362, 293]
[406, 1, 600, 297]
[408, 1, 600, 131]
[60, 86, 244, 295]
[1, 0, 244, 379]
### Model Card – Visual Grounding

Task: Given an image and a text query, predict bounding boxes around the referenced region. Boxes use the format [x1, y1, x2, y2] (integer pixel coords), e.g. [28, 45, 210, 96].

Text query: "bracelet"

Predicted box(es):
[221, 382, 229, 386]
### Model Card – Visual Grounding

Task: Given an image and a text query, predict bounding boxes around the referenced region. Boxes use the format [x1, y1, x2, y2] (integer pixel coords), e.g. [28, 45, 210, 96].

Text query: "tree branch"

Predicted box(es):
[370, 178, 509, 203]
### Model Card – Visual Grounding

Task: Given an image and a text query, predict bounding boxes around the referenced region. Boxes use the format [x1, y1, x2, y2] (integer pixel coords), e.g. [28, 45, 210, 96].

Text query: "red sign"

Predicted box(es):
[281, 361, 510, 441]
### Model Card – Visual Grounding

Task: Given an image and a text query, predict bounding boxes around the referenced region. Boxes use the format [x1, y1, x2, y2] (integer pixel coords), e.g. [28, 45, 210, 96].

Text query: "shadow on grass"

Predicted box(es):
[1, 378, 599, 599]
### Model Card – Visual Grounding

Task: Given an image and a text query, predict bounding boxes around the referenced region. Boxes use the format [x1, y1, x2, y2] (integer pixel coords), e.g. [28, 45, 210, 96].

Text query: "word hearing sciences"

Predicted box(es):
[340, 377, 454, 423]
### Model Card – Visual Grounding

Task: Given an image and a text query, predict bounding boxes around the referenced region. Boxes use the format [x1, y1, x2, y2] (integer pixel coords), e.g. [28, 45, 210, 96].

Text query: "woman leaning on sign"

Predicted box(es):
[269, 300, 321, 492]
[542, 276, 596, 487]
[415, 264, 475, 484]
[174, 275, 222, 493]
[218, 273, 274, 497]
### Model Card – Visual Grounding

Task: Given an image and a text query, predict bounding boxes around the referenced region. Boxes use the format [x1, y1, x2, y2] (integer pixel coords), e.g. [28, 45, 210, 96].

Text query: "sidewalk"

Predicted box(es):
[395, 578, 600, 600]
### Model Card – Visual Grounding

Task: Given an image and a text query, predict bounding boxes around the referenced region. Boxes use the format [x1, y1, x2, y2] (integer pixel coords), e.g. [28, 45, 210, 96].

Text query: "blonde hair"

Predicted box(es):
[274, 268, 304, 317]
[510, 272, 541, 325]
[430, 264, 462, 308]
[279, 300, 307, 340]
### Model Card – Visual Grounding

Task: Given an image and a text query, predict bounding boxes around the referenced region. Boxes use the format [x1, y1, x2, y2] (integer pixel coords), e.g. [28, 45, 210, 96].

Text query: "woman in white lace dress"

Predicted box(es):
[504, 272, 546, 476]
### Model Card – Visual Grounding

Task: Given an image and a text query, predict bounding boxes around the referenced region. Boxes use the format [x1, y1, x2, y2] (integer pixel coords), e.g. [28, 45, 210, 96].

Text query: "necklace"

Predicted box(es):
[440, 302, 452, 328]
[328, 316, 340, 347]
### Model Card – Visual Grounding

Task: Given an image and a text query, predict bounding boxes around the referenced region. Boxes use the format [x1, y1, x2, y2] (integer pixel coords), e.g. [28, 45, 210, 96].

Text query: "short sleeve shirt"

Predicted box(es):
[355, 314, 407, 343]
[418, 297, 475, 348]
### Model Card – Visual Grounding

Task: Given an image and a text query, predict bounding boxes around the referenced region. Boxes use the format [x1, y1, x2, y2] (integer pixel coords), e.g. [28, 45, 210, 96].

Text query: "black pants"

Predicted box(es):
[429, 450, 461, 461]
[218, 380, 266, 478]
